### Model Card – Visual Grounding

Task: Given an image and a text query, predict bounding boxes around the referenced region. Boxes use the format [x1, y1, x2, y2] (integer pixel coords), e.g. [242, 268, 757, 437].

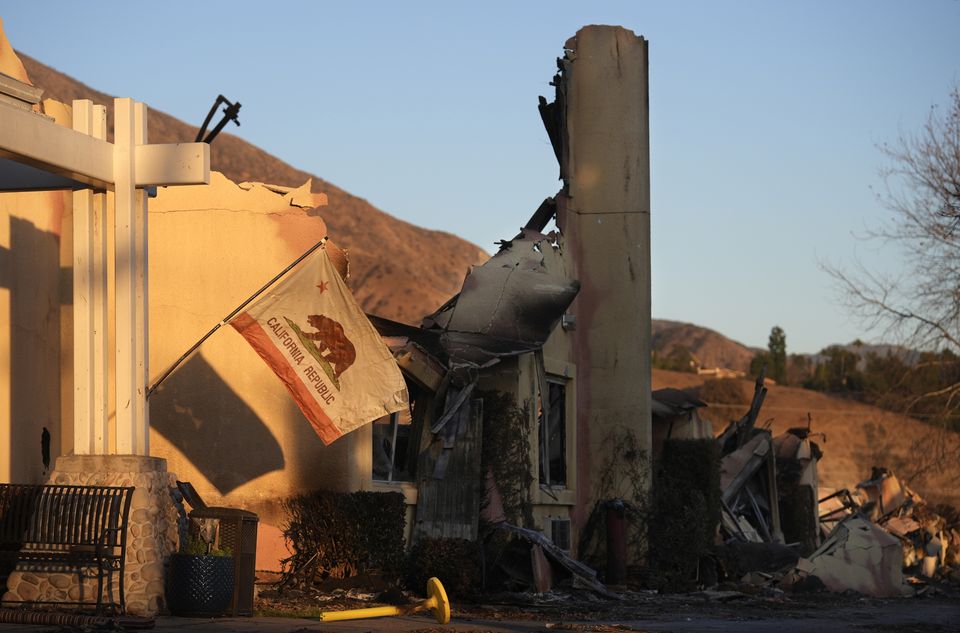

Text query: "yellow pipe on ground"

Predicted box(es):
[318, 577, 451, 624]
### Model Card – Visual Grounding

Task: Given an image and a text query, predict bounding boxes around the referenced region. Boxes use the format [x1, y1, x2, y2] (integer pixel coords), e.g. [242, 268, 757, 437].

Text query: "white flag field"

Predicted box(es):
[231, 246, 408, 444]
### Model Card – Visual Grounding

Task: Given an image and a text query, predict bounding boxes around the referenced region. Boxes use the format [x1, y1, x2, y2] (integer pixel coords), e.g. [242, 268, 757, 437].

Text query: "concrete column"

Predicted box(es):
[561, 26, 651, 542]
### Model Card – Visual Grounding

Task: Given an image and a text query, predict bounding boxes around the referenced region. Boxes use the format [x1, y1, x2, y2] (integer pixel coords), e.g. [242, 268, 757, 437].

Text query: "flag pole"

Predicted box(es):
[146, 238, 327, 399]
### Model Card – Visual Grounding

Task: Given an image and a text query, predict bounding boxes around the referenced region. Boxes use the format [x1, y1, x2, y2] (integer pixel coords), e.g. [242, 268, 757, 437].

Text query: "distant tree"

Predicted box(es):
[825, 87, 960, 414]
[804, 345, 863, 393]
[768, 326, 787, 384]
[786, 353, 810, 386]
[860, 349, 960, 431]
[860, 350, 911, 409]
[749, 351, 769, 379]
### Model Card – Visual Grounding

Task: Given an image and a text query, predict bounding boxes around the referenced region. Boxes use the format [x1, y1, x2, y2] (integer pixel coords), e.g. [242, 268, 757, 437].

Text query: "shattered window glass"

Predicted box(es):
[372, 408, 414, 482]
[539, 380, 567, 487]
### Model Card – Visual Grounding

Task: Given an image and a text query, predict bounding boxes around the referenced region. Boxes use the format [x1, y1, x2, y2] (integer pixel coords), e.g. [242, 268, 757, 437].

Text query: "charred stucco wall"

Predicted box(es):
[561, 26, 652, 543]
[147, 174, 364, 534]
[476, 308, 580, 548]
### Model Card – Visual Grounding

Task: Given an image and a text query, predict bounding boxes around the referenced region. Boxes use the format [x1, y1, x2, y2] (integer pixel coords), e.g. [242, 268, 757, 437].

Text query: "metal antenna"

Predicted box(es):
[195, 95, 241, 144]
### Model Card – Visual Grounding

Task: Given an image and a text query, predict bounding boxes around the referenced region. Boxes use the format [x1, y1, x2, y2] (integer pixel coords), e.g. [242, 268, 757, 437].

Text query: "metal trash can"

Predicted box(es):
[188, 506, 258, 616]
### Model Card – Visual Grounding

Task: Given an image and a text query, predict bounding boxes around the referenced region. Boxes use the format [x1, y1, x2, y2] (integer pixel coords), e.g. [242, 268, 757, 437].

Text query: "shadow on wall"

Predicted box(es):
[151, 354, 284, 495]
[0, 216, 62, 484]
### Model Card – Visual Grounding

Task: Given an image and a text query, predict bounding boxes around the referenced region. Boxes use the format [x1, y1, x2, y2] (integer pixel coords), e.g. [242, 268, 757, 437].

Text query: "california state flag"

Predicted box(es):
[231, 246, 408, 444]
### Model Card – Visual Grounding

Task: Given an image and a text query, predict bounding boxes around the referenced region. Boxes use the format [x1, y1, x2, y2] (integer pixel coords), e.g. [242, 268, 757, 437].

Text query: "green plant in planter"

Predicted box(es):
[181, 536, 232, 557]
[166, 536, 236, 617]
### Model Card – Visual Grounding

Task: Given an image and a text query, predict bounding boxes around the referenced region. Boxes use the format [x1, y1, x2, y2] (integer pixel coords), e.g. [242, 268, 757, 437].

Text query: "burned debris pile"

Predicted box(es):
[814, 467, 960, 589]
[671, 370, 960, 598]
[275, 354, 959, 605]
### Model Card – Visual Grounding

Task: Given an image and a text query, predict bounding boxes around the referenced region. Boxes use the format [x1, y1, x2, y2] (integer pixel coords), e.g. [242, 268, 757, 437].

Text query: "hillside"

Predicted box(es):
[652, 319, 759, 372]
[18, 53, 487, 325]
[653, 369, 960, 507]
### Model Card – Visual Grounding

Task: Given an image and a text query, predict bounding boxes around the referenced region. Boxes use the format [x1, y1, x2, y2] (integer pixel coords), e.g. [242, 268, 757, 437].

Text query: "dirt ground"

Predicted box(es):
[249, 580, 960, 633]
[0, 581, 953, 632]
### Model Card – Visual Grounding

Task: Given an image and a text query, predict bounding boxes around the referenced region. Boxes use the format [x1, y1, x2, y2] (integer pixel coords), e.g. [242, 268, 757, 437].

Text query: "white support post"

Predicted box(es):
[72, 100, 94, 454]
[1, 91, 209, 458]
[113, 98, 148, 455]
[133, 101, 149, 454]
[90, 105, 109, 453]
[72, 101, 110, 455]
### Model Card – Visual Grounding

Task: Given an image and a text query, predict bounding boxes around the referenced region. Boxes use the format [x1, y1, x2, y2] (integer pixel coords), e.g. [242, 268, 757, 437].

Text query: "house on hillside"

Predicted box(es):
[698, 366, 746, 379]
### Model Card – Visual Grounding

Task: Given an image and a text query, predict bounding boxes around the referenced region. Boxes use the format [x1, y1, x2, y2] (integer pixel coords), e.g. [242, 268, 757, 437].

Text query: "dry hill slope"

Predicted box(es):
[19, 53, 487, 325]
[652, 319, 758, 372]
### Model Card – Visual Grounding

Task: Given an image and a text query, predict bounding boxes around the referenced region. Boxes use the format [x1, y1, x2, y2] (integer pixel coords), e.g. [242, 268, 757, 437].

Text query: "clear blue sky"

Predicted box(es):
[3, 1, 959, 353]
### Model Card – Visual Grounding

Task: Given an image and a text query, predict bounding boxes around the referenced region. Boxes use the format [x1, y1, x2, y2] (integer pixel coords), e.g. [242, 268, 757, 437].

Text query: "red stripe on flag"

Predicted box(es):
[231, 312, 343, 445]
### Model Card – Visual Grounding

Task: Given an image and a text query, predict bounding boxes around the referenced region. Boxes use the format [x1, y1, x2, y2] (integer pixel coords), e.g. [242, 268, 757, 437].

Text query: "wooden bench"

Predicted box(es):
[0, 484, 134, 614]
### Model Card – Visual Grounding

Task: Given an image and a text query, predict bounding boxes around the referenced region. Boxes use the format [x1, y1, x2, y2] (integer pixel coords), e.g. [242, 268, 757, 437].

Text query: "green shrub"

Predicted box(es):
[281, 490, 405, 587]
[649, 439, 720, 592]
[404, 537, 482, 600]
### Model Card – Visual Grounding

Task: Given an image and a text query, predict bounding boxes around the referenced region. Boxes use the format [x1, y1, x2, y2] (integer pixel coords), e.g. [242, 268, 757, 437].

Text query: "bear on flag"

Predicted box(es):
[231, 245, 408, 444]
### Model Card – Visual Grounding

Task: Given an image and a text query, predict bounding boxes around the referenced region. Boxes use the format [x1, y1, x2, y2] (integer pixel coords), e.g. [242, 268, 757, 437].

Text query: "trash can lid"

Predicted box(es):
[188, 506, 258, 520]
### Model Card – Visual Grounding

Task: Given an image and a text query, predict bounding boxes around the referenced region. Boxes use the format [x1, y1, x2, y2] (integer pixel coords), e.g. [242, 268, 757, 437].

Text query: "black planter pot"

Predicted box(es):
[166, 553, 235, 617]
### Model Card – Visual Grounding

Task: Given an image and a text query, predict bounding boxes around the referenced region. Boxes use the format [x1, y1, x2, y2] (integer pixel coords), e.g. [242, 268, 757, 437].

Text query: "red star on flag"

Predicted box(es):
[317, 281, 329, 294]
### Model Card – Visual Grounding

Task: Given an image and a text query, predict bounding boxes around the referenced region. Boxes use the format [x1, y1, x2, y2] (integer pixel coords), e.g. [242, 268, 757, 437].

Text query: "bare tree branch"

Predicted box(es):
[822, 88, 960, 483]
[907, 381, 960, 412]
[823, 88, 960, 356]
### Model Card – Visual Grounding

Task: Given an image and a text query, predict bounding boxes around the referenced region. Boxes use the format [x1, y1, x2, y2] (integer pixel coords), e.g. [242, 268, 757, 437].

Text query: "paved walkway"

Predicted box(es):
[0, 600, 957, 633]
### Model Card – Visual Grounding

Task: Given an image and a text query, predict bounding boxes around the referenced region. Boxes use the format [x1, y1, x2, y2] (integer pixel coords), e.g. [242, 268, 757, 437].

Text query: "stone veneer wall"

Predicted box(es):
[2, 455, 180, 616]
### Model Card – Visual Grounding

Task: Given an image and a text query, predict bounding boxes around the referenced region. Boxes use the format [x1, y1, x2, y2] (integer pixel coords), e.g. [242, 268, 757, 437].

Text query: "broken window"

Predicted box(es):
[539, 379, 567, 487]
[372, 408, 414, 483]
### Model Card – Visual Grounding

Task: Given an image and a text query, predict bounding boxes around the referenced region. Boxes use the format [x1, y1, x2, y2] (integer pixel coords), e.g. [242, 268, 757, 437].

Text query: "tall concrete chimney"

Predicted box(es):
[556, 26, 651, 549]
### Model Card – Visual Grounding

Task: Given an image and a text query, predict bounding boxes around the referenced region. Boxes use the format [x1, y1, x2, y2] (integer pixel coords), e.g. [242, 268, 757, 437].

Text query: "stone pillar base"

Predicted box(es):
[2, 455, 180, 616]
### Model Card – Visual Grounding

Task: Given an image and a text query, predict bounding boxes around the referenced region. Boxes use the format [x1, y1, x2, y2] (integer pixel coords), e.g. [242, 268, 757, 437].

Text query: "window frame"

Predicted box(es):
[371, 410, 414, 484]
[538, 377, 568, 488]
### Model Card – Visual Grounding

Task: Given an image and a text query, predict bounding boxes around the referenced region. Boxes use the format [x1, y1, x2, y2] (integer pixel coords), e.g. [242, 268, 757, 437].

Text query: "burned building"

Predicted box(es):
[365, 25, 653, 573]
[0, 19, 654, 607]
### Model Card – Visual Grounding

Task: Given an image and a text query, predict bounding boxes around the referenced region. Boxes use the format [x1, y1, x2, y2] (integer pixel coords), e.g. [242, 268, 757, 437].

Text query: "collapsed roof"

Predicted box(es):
[372, 228, 579, 370]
